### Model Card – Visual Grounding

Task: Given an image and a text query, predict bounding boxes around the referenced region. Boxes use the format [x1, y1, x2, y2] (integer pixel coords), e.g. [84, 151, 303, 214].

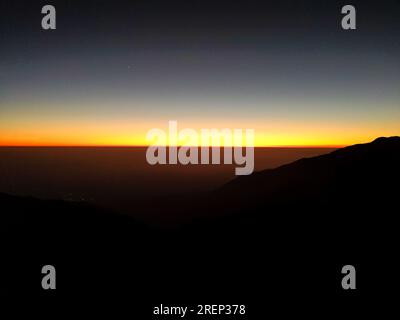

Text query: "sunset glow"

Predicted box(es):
[1, 1, 399, 148]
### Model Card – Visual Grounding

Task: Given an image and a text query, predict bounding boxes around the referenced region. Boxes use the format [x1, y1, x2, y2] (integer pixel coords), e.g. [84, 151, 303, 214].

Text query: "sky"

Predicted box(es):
[0, 0, 399, 146]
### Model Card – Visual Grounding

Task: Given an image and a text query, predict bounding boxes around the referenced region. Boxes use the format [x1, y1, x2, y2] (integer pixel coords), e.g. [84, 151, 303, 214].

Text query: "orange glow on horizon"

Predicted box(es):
[0, 133, 379, 148]
[0, 131, 394, 148]
[1, 118, 398, 147]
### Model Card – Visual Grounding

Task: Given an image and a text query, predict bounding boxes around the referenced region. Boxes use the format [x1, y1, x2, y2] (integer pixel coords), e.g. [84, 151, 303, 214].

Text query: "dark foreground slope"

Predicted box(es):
[1, 137, 399, 316]
[222, 136, 400, 206]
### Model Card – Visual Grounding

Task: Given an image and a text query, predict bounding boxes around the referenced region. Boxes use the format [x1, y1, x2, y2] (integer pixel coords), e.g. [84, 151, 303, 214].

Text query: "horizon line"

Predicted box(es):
[0, 144, 345, 148]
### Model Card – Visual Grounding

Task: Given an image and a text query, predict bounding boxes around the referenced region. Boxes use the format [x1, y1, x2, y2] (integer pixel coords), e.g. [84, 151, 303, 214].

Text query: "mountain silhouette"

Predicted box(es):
[151, 136, 400, 226]
[1, 137, 399, 314]
[219, 136, 400, 207]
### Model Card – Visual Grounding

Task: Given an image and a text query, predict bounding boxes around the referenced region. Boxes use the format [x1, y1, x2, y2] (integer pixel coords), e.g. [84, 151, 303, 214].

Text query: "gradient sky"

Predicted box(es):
[1, 0, 399, 146]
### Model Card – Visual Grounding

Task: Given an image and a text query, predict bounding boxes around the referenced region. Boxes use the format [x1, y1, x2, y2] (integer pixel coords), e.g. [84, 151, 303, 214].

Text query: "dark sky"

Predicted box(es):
[1, 0, 399, 145]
